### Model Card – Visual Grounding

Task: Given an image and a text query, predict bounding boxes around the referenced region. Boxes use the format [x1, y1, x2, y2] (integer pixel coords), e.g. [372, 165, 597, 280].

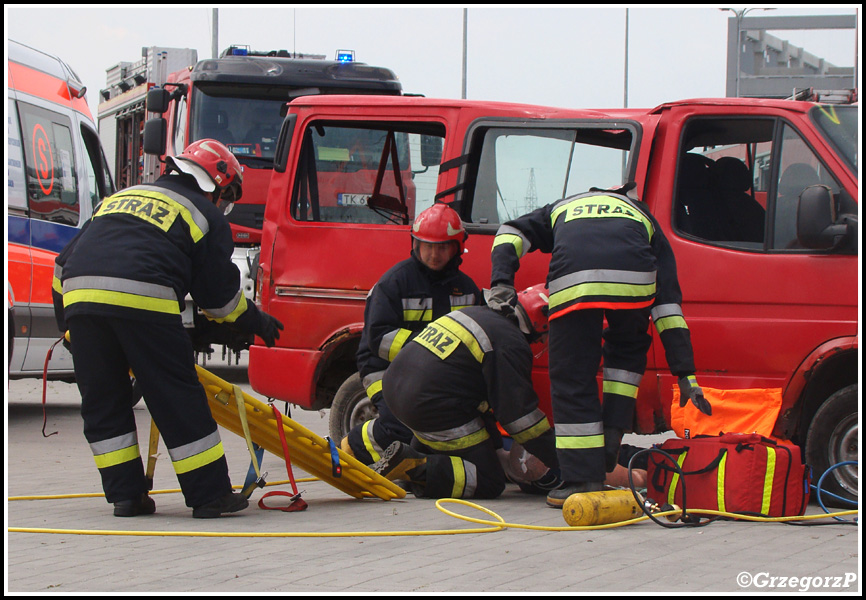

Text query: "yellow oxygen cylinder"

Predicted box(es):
[562, 489, 643, 527]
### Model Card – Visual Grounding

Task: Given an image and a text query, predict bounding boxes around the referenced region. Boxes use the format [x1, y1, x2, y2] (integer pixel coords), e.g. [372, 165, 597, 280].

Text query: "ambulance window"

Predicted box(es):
[291, 121, 445, 225]
[467, 126, 632, 226]
[18, 102, 80, 226]
[7, 100, 28, 213]
[81, 125, 114, 210]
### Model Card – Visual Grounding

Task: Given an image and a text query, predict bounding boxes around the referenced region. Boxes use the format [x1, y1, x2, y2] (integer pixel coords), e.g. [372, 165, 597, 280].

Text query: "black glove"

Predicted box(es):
[678, 375, 712, 416]
[257, 312, 284, 347]
[604, 427, 624, 473]
[485, 284, 518, 319]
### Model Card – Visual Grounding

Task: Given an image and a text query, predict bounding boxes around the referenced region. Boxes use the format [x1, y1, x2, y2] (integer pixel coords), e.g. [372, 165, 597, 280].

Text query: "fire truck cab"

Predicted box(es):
[251, 94, 857, 502]
[7, 40, 115, 378]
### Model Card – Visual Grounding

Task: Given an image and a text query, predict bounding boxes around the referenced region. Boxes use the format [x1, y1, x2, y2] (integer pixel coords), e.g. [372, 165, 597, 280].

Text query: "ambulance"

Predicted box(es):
[7, 40, 115, 378]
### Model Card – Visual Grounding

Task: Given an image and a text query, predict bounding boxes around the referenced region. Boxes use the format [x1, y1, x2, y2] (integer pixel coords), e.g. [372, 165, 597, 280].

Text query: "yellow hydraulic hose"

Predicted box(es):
[7, 484, 857, 538]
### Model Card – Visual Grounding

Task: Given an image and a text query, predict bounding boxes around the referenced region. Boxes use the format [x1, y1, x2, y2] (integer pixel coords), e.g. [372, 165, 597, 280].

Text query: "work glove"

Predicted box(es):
[256, 312, 284, 347]
[484, 284, 518, 321]
[603, 427, 624, 473]
[678, 375, 712, 416]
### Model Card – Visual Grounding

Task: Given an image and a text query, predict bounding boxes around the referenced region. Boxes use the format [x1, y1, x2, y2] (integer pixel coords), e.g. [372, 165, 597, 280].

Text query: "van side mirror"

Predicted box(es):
[146, 88, 171, 114]
[143, 118, 167, 156]
[420, 135, 443, 167]
[797, 185, 850, 249]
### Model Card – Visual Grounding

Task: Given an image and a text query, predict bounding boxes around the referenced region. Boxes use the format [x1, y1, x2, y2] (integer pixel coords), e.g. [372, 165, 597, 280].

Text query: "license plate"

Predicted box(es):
[337, 193, 370, 207]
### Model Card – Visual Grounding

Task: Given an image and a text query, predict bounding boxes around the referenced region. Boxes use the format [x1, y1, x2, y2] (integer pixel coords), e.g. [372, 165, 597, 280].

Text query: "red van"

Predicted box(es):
[250, 95, 858, 502]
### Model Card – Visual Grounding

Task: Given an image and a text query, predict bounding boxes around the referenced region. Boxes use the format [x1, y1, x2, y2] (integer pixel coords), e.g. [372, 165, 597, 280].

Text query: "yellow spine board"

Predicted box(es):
[196, 365, 405, 501]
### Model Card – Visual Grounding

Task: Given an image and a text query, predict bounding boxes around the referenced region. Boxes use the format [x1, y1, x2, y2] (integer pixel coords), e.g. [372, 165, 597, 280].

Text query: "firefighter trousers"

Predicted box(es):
[67, 315, 232, 507]
[548, 307, 652, 483]
[409, 436, 507, 500]
[346, 390, 414, 465]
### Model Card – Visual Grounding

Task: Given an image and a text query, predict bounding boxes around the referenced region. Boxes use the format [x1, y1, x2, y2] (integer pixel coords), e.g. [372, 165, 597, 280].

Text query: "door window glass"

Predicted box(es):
[674, 117, 845, 251]
[773, 123, 842, 250]
[468, 127, 632, 226]
[291, 122, 444, 225]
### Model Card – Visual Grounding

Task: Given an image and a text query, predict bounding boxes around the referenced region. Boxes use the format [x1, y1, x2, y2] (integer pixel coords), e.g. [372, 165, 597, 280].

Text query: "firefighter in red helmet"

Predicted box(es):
[372, 285, 562, 500]
[53, 139, 283, 519]
[342, 202, 484, 465]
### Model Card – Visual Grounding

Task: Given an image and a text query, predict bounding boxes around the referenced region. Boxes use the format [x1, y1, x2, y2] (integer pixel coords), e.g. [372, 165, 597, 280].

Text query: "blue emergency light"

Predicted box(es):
[336, 50, 355, 63]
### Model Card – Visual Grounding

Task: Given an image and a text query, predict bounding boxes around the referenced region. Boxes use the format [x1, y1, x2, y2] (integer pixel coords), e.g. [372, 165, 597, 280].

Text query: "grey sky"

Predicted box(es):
[5, 5, 860, 117]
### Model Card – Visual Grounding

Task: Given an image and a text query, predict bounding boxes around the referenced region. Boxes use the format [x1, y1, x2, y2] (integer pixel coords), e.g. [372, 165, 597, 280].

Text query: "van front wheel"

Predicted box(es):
[329, 372, 378, 441]
[805, 384, 858, 507]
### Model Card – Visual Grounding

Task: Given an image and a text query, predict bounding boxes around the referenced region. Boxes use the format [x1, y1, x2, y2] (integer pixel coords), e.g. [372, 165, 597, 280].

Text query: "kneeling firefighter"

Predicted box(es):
[343, 203, 483, 465]
[53, 139, 283, 519]
[373, 285, 561, 499]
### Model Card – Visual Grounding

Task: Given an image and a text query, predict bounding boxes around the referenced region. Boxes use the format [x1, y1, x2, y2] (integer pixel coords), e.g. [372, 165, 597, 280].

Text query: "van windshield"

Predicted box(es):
[811, 105, 858, 174]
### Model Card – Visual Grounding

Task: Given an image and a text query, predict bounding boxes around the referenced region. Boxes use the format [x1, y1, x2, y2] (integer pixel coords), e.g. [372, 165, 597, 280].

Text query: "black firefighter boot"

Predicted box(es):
[545, 481, 604, 508]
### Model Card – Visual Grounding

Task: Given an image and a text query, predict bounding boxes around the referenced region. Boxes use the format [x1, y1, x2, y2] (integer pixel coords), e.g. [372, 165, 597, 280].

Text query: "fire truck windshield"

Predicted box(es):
[191, 85, 288, 166]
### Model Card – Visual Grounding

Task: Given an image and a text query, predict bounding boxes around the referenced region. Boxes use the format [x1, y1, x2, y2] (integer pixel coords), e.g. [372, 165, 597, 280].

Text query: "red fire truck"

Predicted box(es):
[98, 46, 403, 356]
[140, 46, 403, 246]
[249, 94, 858, 502]
[8, 40, 115, 379]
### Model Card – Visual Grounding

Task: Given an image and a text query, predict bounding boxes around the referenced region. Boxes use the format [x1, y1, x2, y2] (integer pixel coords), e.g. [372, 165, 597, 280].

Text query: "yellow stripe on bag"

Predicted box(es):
[762, 446, 777, 515]
[717, 452, 728, 512]
[668, 452, 688, 506]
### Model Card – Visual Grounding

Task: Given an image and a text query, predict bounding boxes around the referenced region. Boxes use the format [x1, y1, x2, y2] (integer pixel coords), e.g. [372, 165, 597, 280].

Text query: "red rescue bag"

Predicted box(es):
[646, 433, 811, 517]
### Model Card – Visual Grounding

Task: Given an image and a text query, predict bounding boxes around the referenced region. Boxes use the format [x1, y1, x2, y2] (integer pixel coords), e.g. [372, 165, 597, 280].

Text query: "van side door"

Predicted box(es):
[653, 104, 857, 430]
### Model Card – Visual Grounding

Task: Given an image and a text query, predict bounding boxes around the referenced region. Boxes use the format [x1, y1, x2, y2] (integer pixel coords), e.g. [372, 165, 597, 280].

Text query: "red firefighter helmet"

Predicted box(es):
[411, 203, 467, 253]
[515, 284, 550, 337]
[165, 139, 243, 204]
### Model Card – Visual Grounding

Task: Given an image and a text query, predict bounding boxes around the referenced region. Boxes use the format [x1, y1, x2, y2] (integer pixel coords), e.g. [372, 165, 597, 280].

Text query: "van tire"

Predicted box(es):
[328, 372, 378, 441]
[805, 385, 858, 507]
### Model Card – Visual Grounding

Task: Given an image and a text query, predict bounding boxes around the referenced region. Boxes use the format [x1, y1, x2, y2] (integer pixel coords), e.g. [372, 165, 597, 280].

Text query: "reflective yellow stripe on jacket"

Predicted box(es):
[63, 275, 180, 315]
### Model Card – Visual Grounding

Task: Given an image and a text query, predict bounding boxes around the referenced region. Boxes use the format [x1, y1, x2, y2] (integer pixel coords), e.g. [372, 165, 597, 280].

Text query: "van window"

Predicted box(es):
[466, 126, 632, 226]
[291, 122, 445, 225]
[673, 117, 844, 251]
[18, 101, 80, 226]
[774, 123, 843, 250]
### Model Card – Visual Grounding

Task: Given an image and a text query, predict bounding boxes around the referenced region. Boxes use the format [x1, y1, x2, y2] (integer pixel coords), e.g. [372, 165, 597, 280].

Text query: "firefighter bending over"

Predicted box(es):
[487, 185, 711, 508]
[53, 140, 283, 519]
[342, 203, 483, 464]
[372, 285, 561, 500]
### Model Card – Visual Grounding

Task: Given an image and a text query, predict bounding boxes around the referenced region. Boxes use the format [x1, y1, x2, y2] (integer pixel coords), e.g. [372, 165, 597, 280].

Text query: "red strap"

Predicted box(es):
[258, 405, 308, 512]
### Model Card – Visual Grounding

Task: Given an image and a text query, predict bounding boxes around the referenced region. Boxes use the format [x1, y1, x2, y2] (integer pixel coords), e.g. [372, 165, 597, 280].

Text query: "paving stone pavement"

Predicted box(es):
[6, 369, 860, 594]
